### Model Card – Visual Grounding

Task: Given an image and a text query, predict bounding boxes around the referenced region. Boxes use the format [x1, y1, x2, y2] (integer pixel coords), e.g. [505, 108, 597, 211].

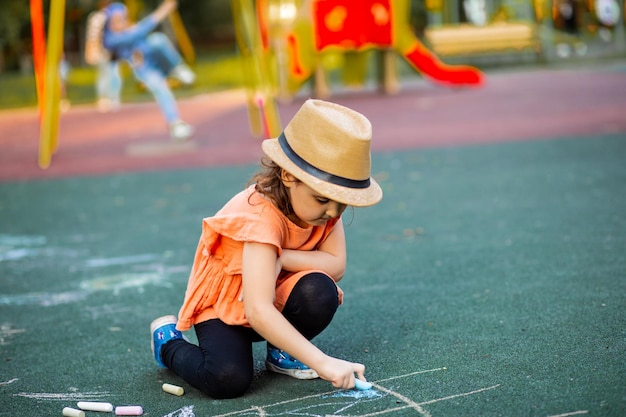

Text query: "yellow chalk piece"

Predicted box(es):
[162, 383, 184, 396]
[62, 407, 85, 417]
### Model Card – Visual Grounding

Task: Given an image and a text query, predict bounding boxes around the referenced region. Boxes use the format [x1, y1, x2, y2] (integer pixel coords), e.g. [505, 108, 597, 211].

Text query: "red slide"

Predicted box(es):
[404, 40, 484, 87]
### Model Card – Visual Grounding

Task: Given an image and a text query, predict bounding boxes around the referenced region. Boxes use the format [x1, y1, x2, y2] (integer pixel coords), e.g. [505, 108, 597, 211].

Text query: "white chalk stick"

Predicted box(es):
[77, 401, 113, 412]
[115, 405, 143, 416]
[162, 383, 184, 396]
[354, 379, 373, 390]
[62, 407, 85, 417]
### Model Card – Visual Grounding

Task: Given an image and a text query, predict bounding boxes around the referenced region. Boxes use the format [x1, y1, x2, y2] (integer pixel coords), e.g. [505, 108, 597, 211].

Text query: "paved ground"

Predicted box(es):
[1, 61, 625, 417]
[1, 61, 626, 182]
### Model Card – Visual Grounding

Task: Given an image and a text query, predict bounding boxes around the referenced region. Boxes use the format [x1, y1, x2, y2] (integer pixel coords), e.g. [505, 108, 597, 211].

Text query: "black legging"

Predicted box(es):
[161, 272, 339, 398]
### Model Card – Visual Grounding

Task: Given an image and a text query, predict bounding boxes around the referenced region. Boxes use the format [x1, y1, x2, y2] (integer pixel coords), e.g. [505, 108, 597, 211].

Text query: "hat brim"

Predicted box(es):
[262, 138, 383, 207]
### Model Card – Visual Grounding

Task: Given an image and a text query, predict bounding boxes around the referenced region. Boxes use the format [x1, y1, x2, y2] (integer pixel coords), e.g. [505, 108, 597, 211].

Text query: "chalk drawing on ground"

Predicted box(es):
[546, 411, 589, 417]
[163, 405, 195, 417]
[0, 378, 19, 386]
[176, 368, 501, 417]
[13, 391, 110, 401]
[0, 323, 26, 345]
[0, 233, 185, 305]
[0, 233, 187, 306]
[0, 272, 163, 307]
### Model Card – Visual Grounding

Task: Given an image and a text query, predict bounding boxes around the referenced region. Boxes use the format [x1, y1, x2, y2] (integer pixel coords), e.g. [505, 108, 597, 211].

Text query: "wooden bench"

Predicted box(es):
[423, 22, 540, 56]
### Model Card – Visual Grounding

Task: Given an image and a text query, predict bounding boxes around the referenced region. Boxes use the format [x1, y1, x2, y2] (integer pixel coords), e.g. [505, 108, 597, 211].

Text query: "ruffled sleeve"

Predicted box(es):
[176, 188, 289, 329]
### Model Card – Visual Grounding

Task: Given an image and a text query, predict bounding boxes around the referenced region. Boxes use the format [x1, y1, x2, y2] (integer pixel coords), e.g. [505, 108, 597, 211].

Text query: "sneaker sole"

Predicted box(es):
[265, 360, 319, 380]
[150, 315, 178, 361]
[150, 315, 178, 333]
[171, 130, 194, 142]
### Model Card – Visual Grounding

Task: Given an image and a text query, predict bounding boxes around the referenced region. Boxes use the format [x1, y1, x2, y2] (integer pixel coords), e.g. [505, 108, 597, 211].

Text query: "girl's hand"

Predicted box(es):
[316, 356, 367, 389]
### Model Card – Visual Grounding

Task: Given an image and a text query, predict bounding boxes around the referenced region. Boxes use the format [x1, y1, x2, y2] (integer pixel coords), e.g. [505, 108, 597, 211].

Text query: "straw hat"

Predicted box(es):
[261, 99, 382, 207]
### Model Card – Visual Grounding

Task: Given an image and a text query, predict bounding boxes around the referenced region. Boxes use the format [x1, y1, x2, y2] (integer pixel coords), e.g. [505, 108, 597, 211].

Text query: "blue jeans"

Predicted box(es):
[96, 58, 121, 103]
[133, 33, 183, 123]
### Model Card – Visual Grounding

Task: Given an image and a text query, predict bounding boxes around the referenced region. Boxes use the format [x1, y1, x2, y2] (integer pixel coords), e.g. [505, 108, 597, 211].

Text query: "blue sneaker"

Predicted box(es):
[265, 345, 319, 380]
[150, 315, 183, 368]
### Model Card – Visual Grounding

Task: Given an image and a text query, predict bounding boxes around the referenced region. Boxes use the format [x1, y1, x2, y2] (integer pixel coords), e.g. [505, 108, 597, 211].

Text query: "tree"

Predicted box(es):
[0, 0, 34, 72]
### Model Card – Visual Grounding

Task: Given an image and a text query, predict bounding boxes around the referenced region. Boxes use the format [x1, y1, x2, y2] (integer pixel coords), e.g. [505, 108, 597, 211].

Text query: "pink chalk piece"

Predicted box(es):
[115, 405, 143, 416]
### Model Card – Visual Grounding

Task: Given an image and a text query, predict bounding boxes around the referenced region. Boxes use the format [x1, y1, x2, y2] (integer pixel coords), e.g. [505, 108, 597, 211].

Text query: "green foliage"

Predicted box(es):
[0, 0, 35, 70]
[0, 50, 243, 110]
[0, 0, 32, 47]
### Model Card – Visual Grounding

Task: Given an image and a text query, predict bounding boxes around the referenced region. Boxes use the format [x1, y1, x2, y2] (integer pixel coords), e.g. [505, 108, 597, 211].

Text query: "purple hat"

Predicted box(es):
[105, 2, 127, 17]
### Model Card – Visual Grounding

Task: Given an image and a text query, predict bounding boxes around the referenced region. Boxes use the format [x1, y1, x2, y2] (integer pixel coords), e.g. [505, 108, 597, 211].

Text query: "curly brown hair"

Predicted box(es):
[247, 156, 354, 226]
[247, 156, 298, 218]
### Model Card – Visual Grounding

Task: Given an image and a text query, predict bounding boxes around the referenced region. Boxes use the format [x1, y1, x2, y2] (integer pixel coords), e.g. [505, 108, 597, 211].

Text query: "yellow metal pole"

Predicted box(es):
[168, 10, 196, 65]
[38, 0, 65, 169]
[231, 0, 281, 138]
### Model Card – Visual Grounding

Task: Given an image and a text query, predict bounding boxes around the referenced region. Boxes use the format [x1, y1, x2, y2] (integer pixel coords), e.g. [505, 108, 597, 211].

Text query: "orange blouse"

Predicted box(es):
[176, 186, 339, 331]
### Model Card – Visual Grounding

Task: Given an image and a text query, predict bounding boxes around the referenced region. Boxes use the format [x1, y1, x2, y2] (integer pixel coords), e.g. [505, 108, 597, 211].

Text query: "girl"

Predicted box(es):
[151, 99, 383, 398]
[85, 0, 122, 113]
[103, 0, 195, 140]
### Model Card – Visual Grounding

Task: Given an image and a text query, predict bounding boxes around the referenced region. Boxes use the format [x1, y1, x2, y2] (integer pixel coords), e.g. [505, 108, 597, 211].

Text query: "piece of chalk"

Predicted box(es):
[115, 405, 143, 416]
[62, 407, 85, 417]
[162, 383, 184, 396]
[354, 379, 373, 390]
[77, 401, 114, 412]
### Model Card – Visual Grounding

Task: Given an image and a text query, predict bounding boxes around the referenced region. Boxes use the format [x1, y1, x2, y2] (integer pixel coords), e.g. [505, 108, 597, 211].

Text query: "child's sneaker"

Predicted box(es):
[169, 64, 196, 86]
[265, 345, 319, 380]
[169, 120, 194, 141]
[150, 315, 183, 368]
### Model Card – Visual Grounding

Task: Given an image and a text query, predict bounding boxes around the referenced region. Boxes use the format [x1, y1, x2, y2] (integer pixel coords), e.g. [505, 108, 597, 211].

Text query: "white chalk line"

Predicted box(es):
[210, 390, 340, 417]
[0, 290, 90, 307]
[0, 234, 47, 247]
[0, 269, 178, 306]
[209, 368, 445, 416]
[0, 247, 82, 262]
[277, 396, 383, 417]
[209, 368, 499, 417]
[346, 384, 501, 417]
[418, 384, 501, 406]
[84, 253, 161, 268]
[374, 367, 447, 384]
[370, 383, 431, 417]
[0, 323, 26, 345]
[0, 234, 183, 306]
[13, 391, 109, 401]
[0, 378, 18, 386]
[547, 411, 589, 417]
[251, 406, 265, 417]
[162, 405, 195, 417]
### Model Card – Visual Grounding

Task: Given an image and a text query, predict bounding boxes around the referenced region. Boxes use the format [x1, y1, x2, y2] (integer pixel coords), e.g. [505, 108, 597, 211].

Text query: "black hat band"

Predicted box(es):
[278, 132, 370, 190]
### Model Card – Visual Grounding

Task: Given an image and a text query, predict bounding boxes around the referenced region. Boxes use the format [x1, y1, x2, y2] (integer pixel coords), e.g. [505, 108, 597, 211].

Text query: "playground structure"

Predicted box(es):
[30, 0, 194, 169]
[231, 0, 485, 139]
[30, 0, 484, 168]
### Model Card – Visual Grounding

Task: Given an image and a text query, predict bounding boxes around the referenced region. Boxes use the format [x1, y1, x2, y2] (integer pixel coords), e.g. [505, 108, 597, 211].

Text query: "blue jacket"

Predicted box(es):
[103, 15, 159, 64]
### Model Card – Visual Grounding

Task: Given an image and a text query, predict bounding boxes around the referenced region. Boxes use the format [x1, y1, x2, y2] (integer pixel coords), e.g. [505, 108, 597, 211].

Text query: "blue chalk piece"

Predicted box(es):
[354, 379, 373, 390]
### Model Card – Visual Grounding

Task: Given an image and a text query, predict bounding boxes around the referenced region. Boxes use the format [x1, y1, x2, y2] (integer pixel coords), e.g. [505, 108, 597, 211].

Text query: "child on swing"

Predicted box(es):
[103, 0, 195, 141]
[150, 99, 383, 398]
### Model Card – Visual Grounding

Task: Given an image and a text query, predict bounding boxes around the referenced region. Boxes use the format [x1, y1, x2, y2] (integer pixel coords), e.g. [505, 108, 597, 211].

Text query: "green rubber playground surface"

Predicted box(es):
[1, 133, 625, 416]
